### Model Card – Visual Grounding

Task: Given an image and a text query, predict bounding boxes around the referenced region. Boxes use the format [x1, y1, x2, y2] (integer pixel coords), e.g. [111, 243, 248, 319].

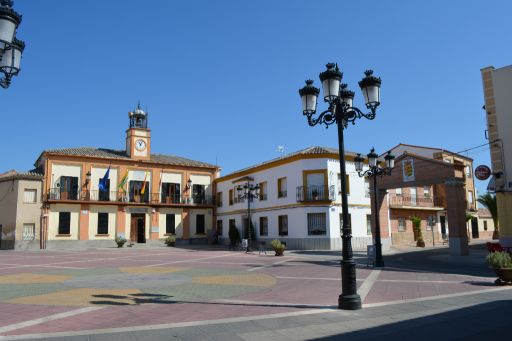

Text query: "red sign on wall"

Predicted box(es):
[475, 165, 491, 180]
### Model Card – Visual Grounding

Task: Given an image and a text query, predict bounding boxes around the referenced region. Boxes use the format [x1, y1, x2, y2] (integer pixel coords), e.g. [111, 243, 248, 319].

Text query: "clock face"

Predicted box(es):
[135, 139, 147, 151]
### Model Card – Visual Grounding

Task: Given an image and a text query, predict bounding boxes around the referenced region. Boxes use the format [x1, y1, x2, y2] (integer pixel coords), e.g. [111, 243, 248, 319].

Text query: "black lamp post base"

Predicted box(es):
[375, 259, 385, 268]
[338, 293, 362, 310]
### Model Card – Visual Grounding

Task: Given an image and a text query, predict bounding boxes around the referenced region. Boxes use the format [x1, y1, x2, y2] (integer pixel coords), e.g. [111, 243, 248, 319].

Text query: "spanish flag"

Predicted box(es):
[117, 171, 128, 193]
[141, 171, 149, 195]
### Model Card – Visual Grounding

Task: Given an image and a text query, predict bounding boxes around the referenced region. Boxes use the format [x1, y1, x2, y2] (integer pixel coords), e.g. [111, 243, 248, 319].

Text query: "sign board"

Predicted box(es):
[402, 159, 415, 182]
[151, 226, 159, 233]
[474, 165, 491, 181]
[127, 207, 148, 214]
[367, 245, 375, 268]
[241, 239, 248, 248]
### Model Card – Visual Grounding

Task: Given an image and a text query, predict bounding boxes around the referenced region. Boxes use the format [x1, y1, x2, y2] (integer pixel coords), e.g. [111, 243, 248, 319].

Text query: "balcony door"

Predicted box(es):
[410, 188, 417, 206]
[161, 182, 180, 203]
[192, 184, 206, 204]
[129, 181, 150, 203]
[60, 176, 78, 200]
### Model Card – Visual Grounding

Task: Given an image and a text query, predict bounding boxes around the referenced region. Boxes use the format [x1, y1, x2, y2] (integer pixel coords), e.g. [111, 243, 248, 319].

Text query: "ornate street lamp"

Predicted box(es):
[0, 0, 24, 89]
[354, 148, 395, 268]
[237, 182, 259, 252]
[299, 63, 382, 310]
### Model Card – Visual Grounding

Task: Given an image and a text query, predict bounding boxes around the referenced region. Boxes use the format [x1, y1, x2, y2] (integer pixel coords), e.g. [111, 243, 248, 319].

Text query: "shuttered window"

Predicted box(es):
[23, 223, 35, 240]
[23, 189, 37, 203]
[58, 212, 71, 235]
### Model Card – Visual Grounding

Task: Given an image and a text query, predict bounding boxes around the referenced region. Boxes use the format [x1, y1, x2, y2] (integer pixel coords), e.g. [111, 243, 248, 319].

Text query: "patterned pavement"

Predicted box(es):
[0, 243, 507, 339]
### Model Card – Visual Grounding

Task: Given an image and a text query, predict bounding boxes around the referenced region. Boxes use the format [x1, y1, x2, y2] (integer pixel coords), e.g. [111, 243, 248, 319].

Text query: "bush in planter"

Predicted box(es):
[487, 251, 512, 269]
[270, 239, 285, 256]
[165, 235, 176, 247]
[487, 251, 512, 284]
[115, 236, 127, 248]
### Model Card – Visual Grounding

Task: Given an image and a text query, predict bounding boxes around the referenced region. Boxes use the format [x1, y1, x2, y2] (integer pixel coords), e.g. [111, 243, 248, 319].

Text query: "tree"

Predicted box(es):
[228, 223, 241, 246]
[477, 192, 499, 239]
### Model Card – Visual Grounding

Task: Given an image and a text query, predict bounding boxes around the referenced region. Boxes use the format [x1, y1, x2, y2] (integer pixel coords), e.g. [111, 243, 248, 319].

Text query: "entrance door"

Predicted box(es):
[440, 216, 447, 239]
[130, 214, 146, 243]
[471, 217, 479, 239]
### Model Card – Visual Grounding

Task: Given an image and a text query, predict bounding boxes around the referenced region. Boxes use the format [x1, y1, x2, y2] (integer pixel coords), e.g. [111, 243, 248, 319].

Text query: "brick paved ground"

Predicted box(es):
[0, 241, 509, 340]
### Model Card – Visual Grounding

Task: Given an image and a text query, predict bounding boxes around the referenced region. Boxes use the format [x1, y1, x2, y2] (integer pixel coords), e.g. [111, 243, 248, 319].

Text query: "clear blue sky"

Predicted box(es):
[2, 0, 511, 196]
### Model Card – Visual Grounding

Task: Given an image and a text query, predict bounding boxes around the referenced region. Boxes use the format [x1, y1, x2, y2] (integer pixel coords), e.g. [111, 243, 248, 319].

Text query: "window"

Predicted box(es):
[307, 213, 326, 235]
[166, 214, 176, 234]
[216, 192, 223, 207]
[192, 184, 206, 204]
[366, 214, 372, 235]
[58, 212, 71, 235]
[97, 213, 109, 235]
[277, 178, 287, 198]
[426, 217, 433, 231]
[337, 174, 350, 195]
[23, 223, 35, 240]
[484, 221, 488, 231]
[424, 186, 431, 199]
[259, 182, 268, 200]
[468, 190, 474, 204]
[396, 188, 402, 196]
[229, 189, 234, 205]
[98, 179, 110, 201]
[465, 165, 472, 178]
[129, 180, 150, 203]
[259, 217, 268, 236]
[196, 214, 205, 234]
[229, 219, 236, 232]
[216, 220, 223, 236]
[398, 217, 406, 232]
[364, 179, 370, 198]
[59, 176, 79, 200]
[278, 215, 288, 236]
[161, 182, 180, 203]
[339, 213, 352, 236]
[23, 189, 37, 203]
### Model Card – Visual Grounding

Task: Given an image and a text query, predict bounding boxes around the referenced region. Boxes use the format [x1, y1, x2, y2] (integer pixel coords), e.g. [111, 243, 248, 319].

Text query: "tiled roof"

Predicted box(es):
[0, 169, 44, 182]
[478, 208, 492, 217]
[220, 146, 357, 179]
[41, 147, 217, 168]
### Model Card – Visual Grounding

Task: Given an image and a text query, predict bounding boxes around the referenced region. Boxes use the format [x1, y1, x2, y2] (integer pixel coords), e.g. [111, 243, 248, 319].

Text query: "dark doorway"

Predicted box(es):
[440, 216, 447, 239]
[471, 217, 479, 239]
[130, 214, 146, 243]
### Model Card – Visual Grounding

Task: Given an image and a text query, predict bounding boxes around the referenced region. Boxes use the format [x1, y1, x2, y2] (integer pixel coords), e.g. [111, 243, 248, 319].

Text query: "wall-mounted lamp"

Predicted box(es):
[84, 171, 91, 188]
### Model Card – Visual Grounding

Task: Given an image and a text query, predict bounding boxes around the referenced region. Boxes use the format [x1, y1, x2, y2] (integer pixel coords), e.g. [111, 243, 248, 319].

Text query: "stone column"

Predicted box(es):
[445, 179, 469, 255]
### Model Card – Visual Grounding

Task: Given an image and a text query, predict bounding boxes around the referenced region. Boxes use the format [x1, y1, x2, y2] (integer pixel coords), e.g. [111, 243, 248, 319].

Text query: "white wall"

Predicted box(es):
[51, 164, 81, 188]
[190, 174, 212, 195]
[158, 208, 183, 238]
[88, 205, 117, 240]
[189, 209, 212, 237]
[91, 167, 118, 200]
[48, 203, 80, 240]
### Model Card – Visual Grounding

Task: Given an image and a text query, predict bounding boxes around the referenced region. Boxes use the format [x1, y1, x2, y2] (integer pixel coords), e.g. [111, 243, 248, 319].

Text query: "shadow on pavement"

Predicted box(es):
[310, 300, 512, 340]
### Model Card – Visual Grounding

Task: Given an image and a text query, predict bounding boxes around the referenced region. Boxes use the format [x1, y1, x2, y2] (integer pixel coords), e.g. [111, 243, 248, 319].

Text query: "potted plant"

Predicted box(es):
[487, 251, 512, 285]
[115, 235, 127, 248]
[165, 235, 176, 247]
[411, 216, 425, 247]
[271, 239, 285, 256]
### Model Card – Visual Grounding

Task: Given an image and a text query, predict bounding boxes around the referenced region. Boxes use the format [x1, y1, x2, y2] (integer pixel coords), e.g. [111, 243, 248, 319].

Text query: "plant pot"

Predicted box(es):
[117, 243, 125, 248]
[493, 268, 512, 284]
[416, 240, 425, 247]
[274, 248, 284, 256]
[166, 242, 175, 247]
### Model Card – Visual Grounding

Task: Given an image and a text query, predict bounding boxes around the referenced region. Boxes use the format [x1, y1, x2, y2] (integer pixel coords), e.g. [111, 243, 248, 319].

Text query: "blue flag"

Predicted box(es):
[99, 166, 110, 191]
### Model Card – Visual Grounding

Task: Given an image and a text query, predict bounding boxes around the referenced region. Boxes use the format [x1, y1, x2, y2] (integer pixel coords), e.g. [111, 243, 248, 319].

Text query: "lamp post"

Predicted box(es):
[299, 63, 382, 310]
[354, 148, 395, 268]
[237, 182, 259, 252]
[0, 0, 25, 89]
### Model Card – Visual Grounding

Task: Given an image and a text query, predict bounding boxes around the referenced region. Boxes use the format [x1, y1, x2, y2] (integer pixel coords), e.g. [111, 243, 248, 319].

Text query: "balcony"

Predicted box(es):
[45, 188, 215, 206]
[296, 185, 335, 202]
[389, 194, 435, 208]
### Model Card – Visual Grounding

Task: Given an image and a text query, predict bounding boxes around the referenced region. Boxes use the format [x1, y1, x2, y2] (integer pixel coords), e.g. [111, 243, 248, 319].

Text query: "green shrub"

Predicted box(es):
[487, 251, 512, 268]
[164, 235, 176, 246]
[271, 239, 285, 250]
[229, 224, 241, 245]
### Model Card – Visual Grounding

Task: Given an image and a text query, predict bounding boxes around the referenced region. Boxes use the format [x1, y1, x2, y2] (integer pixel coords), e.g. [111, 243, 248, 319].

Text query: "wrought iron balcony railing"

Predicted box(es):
[45, 188, 215, 206]
[296, 185, 335, 202]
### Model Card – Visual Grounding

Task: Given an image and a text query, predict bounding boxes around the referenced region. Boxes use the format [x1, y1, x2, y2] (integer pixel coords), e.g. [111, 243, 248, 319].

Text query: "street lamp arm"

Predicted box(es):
[357, 166, 392, 178]
[342, 105, 376, 126]
[305, 107, 337, 127]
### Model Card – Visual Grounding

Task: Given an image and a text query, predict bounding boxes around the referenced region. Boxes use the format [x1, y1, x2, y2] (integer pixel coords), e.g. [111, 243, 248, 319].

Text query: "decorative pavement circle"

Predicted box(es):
[0, 266, 277, 307]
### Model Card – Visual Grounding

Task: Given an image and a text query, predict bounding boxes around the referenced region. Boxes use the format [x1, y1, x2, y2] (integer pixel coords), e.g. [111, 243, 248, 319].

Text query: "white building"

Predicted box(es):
[215, 146, 372, 250]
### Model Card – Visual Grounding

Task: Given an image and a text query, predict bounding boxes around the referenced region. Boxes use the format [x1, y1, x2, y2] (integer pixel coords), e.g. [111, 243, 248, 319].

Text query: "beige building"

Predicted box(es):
[34, 104, 219, 248]
[481, 65, 512, 247]
[477, 208, 495, 239]
[0, 170, 43, 249]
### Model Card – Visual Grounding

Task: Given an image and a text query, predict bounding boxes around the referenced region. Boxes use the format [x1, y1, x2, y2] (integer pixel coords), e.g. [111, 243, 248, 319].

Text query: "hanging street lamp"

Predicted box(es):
[237, 182, 259, 252]
[298, 63, 382, 310]
[354, 148, 395, 268]
[0, 0, 25, 89]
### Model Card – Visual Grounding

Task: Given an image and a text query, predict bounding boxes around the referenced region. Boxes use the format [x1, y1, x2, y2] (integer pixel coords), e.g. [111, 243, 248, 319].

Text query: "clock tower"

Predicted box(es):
[126, 103, 151, 160]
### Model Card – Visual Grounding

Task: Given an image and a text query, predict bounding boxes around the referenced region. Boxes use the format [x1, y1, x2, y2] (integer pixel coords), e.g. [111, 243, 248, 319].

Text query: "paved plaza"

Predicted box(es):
[0, 242, 510, 340]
